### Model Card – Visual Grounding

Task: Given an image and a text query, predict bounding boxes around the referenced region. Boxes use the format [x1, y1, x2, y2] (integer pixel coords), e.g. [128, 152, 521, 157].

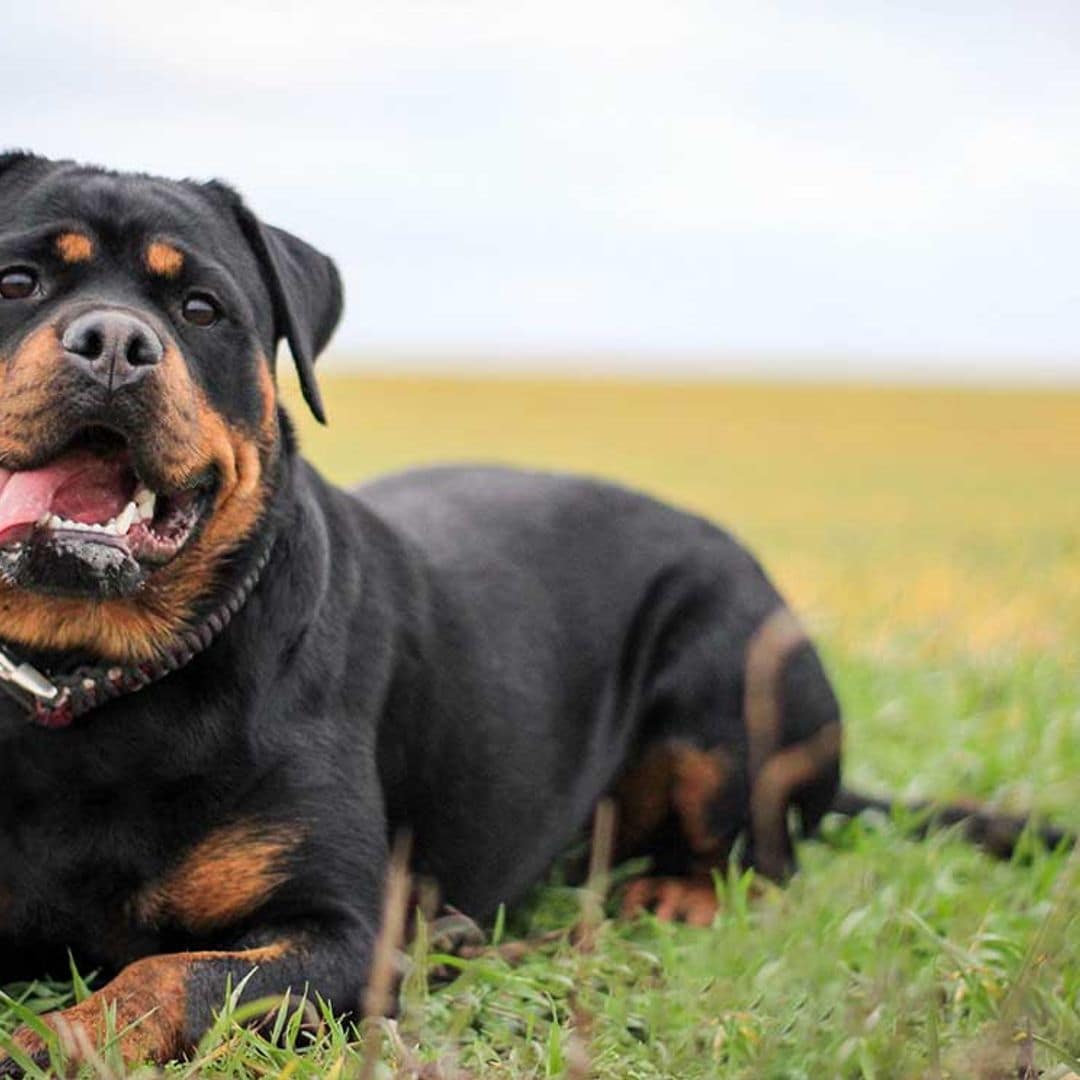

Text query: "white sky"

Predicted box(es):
[4, 1, 1080, 380]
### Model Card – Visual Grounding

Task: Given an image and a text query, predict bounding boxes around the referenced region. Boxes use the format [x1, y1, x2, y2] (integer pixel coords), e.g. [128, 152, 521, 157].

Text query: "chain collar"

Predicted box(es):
[0, 540, 273, 730]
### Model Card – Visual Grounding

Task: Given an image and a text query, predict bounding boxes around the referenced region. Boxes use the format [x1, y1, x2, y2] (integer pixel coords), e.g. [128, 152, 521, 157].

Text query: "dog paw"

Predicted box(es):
[620, 876, 719, 926]
[0, 1027, 51, 1078]
[428, 909, 486, 955]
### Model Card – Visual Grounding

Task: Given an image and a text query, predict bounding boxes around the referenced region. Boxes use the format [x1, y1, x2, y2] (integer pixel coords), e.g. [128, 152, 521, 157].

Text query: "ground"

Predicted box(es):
[3, 374, 1078, 1077]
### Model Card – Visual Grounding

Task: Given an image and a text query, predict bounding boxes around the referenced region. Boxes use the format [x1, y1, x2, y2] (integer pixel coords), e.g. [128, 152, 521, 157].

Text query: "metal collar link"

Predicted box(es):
[0, 649, 59, 705]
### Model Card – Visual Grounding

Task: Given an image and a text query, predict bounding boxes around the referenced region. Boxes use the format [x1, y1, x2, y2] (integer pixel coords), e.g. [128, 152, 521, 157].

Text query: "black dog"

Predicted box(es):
[0, 154, 1065, 1072]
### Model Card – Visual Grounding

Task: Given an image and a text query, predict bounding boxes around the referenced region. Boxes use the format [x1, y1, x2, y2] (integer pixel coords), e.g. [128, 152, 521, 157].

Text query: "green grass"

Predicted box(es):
[3, 373, 1078, 1077]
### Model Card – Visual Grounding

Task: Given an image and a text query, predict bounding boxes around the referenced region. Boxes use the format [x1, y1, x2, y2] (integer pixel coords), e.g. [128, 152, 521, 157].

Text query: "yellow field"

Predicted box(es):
[286, 373, 1080, 664]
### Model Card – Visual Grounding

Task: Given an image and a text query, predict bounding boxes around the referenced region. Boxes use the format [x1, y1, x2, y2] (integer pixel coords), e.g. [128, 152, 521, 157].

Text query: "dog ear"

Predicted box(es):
[229, 201, 343, 425]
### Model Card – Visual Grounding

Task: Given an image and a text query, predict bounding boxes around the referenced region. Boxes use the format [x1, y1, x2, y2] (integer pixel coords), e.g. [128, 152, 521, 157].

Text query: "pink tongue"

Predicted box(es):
[0, 450, 134, 544]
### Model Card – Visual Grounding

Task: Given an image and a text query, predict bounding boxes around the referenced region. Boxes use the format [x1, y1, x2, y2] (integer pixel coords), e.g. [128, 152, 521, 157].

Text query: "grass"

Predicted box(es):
[3, 373, 1079, 1077]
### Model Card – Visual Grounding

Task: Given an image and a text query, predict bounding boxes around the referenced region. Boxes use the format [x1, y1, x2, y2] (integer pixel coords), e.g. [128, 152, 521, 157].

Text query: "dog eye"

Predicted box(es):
[0, 268, 39, 300]
[182, 292, 220, 327]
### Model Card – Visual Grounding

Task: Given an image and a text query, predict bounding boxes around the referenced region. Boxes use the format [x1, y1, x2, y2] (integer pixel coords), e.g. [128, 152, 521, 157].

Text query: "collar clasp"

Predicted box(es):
[0, 649, 59, 702]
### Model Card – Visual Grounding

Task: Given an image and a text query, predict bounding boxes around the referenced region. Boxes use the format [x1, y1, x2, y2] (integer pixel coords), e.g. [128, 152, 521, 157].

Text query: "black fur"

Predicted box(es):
[211, 181, 341, 424]
[0, 157, 1066, 1069]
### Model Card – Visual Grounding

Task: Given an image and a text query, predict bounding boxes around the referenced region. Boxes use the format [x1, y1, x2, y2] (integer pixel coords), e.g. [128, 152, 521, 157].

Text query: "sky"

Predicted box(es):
[4, 2, 1080, 381]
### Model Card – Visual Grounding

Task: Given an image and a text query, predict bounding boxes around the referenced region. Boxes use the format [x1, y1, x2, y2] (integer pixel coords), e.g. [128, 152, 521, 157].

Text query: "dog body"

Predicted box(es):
[358, 464, 841, 905]
[0, 154, 1045, 1072]
[3, 456, 840, 951]
[1, 451, 840, 1064]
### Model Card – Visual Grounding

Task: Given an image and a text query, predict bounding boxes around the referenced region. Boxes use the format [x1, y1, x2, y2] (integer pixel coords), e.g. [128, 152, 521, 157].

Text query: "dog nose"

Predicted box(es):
[61, 310, 164, 389]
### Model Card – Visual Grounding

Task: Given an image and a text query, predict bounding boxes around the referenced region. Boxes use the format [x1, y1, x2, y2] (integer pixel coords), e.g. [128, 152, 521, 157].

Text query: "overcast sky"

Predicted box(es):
[4, 2, 1080, 380]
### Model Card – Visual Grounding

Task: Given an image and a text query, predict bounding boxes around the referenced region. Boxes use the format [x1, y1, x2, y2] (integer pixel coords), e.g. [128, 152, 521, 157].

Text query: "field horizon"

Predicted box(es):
[317, 352, 1080, 390]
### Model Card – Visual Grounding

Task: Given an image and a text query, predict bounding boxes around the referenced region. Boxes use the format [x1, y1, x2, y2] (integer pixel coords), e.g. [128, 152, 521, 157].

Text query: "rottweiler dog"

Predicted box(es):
[0, 153, 1067, 1073]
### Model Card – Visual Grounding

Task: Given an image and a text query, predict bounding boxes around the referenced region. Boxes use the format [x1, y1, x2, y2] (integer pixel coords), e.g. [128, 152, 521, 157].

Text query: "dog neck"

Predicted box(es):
[0, 533, 275, 730]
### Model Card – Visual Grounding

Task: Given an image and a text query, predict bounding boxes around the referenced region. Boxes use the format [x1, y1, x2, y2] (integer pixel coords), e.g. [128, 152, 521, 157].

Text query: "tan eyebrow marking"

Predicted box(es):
[145, 241, 185, 278]
[55, 232, 94, 263]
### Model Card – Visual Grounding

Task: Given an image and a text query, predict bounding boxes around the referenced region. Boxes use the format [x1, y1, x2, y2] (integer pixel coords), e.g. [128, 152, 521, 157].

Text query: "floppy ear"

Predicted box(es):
[232, 205, 343, 425]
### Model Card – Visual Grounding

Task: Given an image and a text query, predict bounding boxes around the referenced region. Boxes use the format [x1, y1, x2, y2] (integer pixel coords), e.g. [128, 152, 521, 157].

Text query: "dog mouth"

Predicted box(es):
[0, 429, 215, 582]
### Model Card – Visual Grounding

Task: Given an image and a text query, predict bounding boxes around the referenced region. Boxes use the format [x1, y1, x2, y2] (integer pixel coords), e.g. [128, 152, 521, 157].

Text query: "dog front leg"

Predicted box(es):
[0, 924, 375, 1075]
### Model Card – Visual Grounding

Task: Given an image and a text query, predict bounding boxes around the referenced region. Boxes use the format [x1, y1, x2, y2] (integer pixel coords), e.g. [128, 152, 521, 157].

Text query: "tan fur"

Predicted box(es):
[0, 328, 278, 661]
[744, 608, 807, 780]
[750, 721, 843, 881]
[615, 740, 732, 860]
[671, 743, 732, 857]
[55, 232, 94, 264]
[144, 241, 184, 277]
[614, 741, 678, 854]
[8, 944, 288, 1067]
[621, 876, 719, 926]
[0, 325, 63, 460]
[133, 822, 302, 934]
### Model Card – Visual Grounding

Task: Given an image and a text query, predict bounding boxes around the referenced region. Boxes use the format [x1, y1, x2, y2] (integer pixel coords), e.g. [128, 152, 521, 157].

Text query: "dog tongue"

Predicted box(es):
[0, 449, 134, 544]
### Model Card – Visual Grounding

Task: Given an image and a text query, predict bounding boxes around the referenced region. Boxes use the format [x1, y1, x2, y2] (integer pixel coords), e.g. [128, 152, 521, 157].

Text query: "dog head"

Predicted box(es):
[0, 152, 341, 660]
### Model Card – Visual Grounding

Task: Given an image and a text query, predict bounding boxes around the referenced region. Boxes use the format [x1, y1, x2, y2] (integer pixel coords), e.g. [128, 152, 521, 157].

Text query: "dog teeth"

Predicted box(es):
[115, 502, 137, 535]
[134, 485, 156, 521]
[47, 514, 97, 533]
[42, 499, 142, 537]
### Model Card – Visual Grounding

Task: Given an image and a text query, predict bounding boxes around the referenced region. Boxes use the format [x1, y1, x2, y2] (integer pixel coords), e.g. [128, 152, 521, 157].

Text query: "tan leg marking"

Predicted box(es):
[671, 743, 733, 858]
[5, 945, 286, 1068]
[616, 741, 733, 859]
[744, 607, 807, 780]
[750, 721, 842, 880]
[133, 822, 303, 934]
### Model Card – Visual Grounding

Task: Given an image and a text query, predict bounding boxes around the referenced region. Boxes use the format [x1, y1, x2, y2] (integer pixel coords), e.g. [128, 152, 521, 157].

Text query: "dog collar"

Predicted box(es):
[0, 540, 273, 730]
